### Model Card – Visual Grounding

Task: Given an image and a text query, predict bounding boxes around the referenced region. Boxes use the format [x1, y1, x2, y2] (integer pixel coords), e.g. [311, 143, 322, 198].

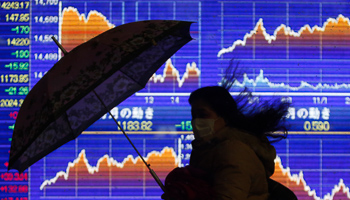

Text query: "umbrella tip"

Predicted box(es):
[51, 36, 69, 55]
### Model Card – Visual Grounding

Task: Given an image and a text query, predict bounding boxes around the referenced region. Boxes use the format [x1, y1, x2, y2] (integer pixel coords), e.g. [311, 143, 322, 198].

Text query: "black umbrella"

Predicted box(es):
[9, 20, 193, 191]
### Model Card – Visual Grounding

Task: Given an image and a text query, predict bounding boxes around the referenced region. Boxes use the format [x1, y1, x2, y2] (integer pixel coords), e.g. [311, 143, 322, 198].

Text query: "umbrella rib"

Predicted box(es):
[91, 89, 165, 192]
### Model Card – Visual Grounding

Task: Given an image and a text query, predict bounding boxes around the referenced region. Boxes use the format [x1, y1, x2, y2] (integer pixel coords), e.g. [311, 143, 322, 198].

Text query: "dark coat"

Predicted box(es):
[190, 126, 276, 200]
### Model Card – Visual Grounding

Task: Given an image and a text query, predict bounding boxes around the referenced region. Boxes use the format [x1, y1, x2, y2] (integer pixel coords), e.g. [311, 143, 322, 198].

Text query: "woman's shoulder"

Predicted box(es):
[214, 135, 257, 159]
[212, 137, 265, 176]
[214, 126, 277, 176]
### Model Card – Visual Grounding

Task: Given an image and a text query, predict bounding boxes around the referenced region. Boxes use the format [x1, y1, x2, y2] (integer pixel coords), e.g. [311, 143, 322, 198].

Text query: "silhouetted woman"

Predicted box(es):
[163, 66, 291, 200]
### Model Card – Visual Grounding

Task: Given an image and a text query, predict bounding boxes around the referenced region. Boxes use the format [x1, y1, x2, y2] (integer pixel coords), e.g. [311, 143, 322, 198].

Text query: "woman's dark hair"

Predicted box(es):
[189, 61, 290, 142]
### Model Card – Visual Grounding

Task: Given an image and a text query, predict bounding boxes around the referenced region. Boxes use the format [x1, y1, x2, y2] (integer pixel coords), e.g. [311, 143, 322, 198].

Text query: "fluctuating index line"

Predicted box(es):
[230, 69, 350, 91]
[40, 147, 178, 190]
[149, 59, 200, 88]
[218, 14, 350, 58]
[272, 156, 350, 200]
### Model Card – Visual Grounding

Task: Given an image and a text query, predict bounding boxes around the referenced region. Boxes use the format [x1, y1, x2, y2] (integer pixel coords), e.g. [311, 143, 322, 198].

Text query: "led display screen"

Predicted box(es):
[1, 0, 350, 199]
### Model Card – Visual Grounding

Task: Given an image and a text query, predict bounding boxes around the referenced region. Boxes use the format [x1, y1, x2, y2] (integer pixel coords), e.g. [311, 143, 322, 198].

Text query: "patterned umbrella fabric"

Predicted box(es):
[9, 20, 193, 173]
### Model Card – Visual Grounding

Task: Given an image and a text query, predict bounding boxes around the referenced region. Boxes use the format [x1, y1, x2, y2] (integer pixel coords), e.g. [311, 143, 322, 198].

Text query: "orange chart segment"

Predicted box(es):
[60, 8, 200, 92]
[271, 156, 350, 200]
[40, 149, 350, 200]
[61, 7, 114, 52]
[145, 59, 200, 92]
[40, 147, 178, 191]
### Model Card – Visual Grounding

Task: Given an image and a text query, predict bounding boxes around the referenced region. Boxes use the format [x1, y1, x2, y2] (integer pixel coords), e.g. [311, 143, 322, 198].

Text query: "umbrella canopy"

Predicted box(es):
[9, 20, 193, 173]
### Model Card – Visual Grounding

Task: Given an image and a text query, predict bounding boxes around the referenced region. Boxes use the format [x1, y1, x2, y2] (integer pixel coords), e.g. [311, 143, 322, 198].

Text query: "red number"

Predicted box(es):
[18, 185, 28, 193]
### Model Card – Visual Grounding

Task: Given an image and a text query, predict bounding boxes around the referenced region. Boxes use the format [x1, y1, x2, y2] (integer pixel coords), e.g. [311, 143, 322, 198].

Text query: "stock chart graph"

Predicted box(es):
[1, 0, 350, 200]
[33, 134, 180, 199]
[27, 134, 350, 200]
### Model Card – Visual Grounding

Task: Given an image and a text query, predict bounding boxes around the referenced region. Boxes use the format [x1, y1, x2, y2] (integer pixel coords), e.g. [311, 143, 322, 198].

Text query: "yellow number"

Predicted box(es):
[0, 99, 23, 107]
[1, 2, 10, 9]
[19, 13, 29, 22]
[19, 99, 24, 107]
[312, 121, 319, 130]
[6, 14, 19, 22]
[7, 38, 30, 46]
[141, 121, 152, 131]
[9, 74, 18, 83]
[19, 74, 29, 83]
[117, 121, 153, 131]
[324, 121, 330, 131]
[0, 74, 28, 83]
[304, 121, 311, 131]
[1, 2, 29, 9]
[133, 121, 140, 131]
[127, 121, 139, 131]
[304, 121, 330, 131]
[24, 2, 30, 9]
[13, 99, 18, 107]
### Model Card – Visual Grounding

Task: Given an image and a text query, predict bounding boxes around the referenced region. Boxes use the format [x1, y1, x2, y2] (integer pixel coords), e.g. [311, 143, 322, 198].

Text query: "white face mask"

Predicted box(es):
[192, 118, 217, 139]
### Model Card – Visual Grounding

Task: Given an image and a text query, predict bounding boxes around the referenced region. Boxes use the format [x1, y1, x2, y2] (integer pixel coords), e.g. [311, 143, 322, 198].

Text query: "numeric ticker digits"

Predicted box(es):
[116, 121, 153, 131]
[34, 53, 58, 61]
[0, 185, 28, 193]
[4, 62, 29, 71]
[1, 1, 29, 197]
[5, 14, 30, 22]
[180, 153, 191, 160]
[1, 74, 29, 83]
[176, 121, 192, 131]
[34, 35, 57, 43]
[180, 143, 192, 150]
[11, 26, 30, 34]
[9, 111, 18, 119]
[34, 16, 58, 23]
[304, 121, 330, 131]
[35, 0, 58, 5]
[11, 50, 29, 59]
[0, 99, 24, 107]
[1, 172, 28, 181]
[7, 38, 30, 46]
[1, 1, 29, 9]
[180, 134, 195, 141]
[5, 86, 29, 95]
